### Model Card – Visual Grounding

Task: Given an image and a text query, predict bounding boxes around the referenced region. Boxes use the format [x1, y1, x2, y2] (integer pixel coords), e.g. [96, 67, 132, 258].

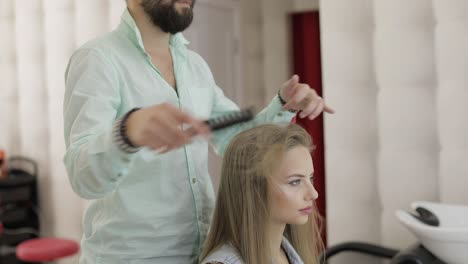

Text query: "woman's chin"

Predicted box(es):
[288, 216, 310, 225]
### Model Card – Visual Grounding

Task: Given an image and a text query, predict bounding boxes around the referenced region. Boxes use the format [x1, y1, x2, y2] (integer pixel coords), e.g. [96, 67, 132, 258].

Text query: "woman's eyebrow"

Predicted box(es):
[287, 172, 314, 178]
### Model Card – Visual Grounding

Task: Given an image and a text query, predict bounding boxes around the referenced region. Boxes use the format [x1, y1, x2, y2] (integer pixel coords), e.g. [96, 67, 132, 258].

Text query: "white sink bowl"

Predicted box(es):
[396, 201, 468, 264]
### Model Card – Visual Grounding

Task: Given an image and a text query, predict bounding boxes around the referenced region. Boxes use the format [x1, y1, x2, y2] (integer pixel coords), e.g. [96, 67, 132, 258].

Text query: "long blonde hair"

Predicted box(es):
[200, 124, 324, 264]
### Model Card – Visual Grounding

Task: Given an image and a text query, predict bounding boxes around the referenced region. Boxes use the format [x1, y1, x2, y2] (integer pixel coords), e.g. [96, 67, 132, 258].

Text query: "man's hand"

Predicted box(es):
[126, 103, 210, 152]
[280, 75, 335, 120]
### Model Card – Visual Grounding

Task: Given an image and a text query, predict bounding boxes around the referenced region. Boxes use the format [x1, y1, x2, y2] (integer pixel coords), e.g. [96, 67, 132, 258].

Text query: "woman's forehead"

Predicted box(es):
[272, 146, 313, 177]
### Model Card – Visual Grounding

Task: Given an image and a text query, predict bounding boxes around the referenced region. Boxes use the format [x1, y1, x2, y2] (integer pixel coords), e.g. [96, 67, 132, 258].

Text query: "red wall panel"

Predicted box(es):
[291, 11, 327, 244]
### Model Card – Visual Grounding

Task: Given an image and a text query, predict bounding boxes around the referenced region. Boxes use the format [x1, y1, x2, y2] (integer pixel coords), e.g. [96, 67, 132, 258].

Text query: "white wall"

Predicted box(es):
[263, 0, 320, 102]
[293, 0, 319, 12]
[239, 0, 265, 108]
[321, 0, 468, 263]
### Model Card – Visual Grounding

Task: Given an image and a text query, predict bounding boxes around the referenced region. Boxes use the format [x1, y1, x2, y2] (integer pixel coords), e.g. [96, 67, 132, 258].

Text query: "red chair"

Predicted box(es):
[0, 223, 79, 262]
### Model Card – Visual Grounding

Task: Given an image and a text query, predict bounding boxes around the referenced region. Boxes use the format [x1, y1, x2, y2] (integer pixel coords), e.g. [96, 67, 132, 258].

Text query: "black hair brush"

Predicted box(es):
[205, 107, 254, 131]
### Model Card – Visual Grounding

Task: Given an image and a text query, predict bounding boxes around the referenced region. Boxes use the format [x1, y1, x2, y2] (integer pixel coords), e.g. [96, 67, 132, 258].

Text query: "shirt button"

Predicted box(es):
[192, 178, 197, 184]
[277, 112, 283, 117]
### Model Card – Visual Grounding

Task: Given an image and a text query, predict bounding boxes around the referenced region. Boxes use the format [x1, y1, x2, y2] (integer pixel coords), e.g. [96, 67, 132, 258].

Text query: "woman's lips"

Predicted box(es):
[299, 206, 312, 214]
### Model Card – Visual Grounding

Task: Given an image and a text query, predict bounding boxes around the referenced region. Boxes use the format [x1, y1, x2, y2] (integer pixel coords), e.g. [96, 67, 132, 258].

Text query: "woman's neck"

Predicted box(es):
[268, 222, 288, 263]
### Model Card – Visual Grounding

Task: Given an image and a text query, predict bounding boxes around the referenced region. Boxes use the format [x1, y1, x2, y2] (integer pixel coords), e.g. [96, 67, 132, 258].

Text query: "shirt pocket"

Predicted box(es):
[180, 81, 213, 119]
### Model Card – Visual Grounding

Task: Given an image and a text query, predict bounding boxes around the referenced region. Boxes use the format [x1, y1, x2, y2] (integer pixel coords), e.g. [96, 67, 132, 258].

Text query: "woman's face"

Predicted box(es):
[268, 146, 318, 225]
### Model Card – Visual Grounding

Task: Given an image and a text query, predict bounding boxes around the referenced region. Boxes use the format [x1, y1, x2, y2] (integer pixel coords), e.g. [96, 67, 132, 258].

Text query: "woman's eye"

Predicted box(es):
[289, 179, 301, 186]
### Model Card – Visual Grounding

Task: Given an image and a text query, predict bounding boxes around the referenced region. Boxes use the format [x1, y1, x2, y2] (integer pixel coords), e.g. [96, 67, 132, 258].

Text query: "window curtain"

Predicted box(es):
[0, 1, 125, 263]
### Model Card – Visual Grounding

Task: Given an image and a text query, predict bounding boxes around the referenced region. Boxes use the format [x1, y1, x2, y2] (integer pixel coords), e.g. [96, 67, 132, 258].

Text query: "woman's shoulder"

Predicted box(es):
[200, 243, 244, 264]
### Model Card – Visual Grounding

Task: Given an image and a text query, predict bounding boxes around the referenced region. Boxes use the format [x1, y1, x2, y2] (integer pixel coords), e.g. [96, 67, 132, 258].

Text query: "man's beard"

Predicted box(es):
[141, 0, 195, 34]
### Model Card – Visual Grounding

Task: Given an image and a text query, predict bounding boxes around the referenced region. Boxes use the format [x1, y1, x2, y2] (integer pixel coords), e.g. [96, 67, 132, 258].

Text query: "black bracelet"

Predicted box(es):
[278, 90, 297, 113]
[121, 108, 141, 147]
[278, 90, 287, 106]
[113, 108, 141, 153]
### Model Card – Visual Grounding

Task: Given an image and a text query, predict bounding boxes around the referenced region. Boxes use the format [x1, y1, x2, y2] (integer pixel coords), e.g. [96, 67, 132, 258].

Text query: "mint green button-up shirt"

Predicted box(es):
[63, 9, 294, 264]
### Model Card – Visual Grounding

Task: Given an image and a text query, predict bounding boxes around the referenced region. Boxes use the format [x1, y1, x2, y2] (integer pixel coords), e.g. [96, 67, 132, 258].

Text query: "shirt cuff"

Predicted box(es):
[269, 95, 296, 121]
[87, 126, 138, 183]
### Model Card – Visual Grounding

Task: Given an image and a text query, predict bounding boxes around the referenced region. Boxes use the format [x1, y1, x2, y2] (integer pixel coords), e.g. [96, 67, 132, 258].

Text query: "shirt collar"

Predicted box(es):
[118, 8, 190, 52]
[281, 237, 304, 264]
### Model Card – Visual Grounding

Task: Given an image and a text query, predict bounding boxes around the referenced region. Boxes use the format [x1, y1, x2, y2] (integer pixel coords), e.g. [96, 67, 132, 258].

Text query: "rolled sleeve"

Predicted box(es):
[63, 49, 134, 199]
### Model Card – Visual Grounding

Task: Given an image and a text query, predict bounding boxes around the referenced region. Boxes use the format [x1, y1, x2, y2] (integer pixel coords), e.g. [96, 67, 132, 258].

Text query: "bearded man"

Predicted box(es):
[63, 0, 333, 263]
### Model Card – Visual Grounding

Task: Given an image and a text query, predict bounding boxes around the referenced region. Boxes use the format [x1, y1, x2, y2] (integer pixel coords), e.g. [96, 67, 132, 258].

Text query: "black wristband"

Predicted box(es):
[113, 108, 141, 153]
[278, 90, 287, 106]
[278, 90, 297, 113]
[121, 108, 140, 148]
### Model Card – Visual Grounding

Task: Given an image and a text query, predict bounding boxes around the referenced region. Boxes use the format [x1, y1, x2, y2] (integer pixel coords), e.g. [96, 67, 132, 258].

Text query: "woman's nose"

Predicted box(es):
[306, 183, 319, 200]
[312, 187, 319, 200]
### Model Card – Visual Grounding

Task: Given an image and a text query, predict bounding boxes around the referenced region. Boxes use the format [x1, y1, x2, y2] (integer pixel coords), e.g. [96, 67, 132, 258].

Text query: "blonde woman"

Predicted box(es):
[200, 124, 324, 264]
